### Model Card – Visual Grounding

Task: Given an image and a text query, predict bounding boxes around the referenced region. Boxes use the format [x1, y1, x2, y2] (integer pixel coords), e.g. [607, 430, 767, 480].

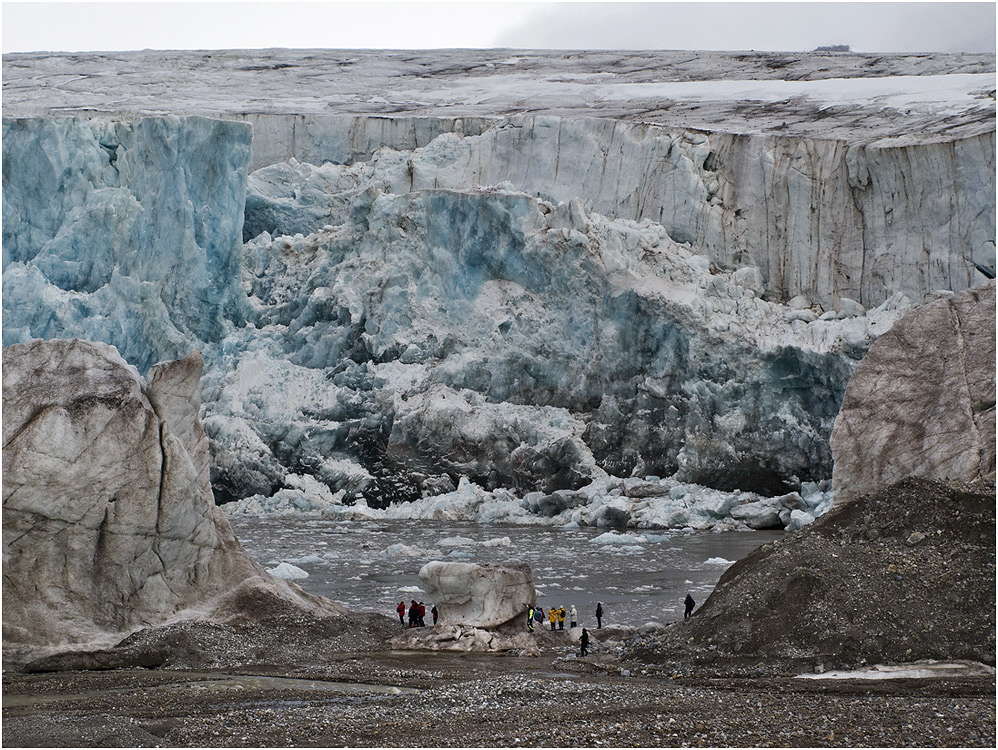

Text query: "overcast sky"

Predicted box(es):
[2, 1, 995, 55]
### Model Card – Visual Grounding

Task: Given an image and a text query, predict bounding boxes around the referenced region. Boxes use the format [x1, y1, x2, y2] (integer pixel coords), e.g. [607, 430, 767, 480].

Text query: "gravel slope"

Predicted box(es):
[625, 478, 996, 675]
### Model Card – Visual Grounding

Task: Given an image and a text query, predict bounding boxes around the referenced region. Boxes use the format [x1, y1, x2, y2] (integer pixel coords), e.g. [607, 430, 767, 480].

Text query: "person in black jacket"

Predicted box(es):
[595, 602, 603, 629]
[579, 628, 590, 657]
[684, 593, 696, 619]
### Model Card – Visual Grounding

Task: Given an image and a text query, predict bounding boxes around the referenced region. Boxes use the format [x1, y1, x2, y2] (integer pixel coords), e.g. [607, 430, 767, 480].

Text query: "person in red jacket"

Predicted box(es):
[418, 602, 426, 627]
[431, 605, 439, 625]
[396, 601, 405, 626]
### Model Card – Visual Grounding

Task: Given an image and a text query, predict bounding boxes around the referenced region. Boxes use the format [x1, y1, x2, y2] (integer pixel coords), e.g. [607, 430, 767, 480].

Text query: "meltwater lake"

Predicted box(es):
[228, 517, 783, 628]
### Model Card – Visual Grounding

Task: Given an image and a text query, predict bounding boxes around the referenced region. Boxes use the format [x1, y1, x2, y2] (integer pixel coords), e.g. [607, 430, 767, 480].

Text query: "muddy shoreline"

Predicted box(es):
[4, 643, 995, 748]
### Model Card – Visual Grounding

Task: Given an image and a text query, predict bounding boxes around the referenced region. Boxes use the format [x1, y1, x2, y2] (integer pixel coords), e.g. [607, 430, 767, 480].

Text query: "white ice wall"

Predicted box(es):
[233, 114, 995, 308]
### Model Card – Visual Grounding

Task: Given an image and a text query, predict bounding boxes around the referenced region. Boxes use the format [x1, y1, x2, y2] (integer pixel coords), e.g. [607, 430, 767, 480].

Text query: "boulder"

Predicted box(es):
[417, 561, 535, 629]
[2, 339, 342, 657]
[831, 280, 996, 504]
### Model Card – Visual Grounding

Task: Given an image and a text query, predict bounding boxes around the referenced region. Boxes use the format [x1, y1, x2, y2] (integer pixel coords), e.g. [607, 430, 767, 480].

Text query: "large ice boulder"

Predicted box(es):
[831, 280, 996, 505]
[417, 560, 535, 628]
[1, 339, 342, 659]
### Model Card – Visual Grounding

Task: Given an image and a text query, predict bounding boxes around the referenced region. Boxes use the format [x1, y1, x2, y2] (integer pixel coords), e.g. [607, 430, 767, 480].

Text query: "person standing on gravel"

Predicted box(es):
[396, 601, 405, 626]
[684, 593, 696, 619]
[431, 605, 438, 625]
[548, 606, 557, 631]
[525, 604, 535, 631]
[557, 606, 566, 630]
[595, 602, 603, 629]
[579, 628, 590, 656]
[569, 604, 578, 628]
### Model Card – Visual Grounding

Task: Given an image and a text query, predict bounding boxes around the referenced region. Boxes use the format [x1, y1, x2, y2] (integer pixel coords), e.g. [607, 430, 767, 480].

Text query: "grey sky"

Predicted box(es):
[2, 2, 995, 54]
[496, 3, 998, 53]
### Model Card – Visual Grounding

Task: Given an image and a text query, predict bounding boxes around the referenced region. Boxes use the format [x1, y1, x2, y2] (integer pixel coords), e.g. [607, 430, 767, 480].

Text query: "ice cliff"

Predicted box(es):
[3, 49, 994, 524]
[238, 114, 995, 309]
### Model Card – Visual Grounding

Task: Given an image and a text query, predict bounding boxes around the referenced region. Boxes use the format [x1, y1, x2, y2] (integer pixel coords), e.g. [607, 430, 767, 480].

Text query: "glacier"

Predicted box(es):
[2, 49, 994, 529]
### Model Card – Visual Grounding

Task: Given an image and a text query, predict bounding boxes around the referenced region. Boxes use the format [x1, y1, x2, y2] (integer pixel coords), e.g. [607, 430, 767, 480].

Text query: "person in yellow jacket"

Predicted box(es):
[548, 606, 557, 631]
[557, 605, 566, 630]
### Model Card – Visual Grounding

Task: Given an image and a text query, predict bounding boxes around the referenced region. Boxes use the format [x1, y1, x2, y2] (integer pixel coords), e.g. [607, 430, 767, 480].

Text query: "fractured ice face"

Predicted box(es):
[1, 115, 912, 510]
[2, 116, 252, 373]
[218, 160, 911, 505]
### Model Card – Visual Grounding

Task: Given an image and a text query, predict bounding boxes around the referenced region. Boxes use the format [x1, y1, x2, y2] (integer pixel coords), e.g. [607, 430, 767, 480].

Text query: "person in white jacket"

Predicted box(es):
[569, 604, 578, 628]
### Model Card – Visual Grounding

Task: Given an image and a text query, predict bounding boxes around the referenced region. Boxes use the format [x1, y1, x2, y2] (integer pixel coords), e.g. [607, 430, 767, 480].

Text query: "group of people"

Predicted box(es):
[395, 593, 697, 642]
[524, 602, 587, 631]
[397, 600, 438, 628]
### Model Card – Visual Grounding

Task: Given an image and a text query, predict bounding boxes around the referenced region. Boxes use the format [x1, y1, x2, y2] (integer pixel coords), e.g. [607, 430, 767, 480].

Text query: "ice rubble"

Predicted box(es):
[224, 473, 836, 532]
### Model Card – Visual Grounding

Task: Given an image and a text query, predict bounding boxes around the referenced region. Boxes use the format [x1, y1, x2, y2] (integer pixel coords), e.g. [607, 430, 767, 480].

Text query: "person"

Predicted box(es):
[579, 628, 590, 657]
[684, 593, 696, 619]
[396, 600, 405, 626]
[526, 604, 535, 631]
[418, 602, 426, 627]
[548, 606, 557, 631]
[431, 604, 439, 625]
[557, 605, 566, 630]
[408, 600, 418, 628]
[534, 607, 544, 629]
[569, 604, 578, 629]
[595, 602, 603, 629]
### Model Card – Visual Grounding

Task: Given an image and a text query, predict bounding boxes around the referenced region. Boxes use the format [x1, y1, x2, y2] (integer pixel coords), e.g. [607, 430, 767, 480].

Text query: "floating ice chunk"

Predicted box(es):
[398, 585, 424, 594]
[289, 554, 324, 565]
[438, 536, 476, 547]
[592, 531, 648, 545]
[703, 557, 735, 566]
[482, 536, 512, 547]
[642, 533, 671, 543]
[267, 562, 309, 580]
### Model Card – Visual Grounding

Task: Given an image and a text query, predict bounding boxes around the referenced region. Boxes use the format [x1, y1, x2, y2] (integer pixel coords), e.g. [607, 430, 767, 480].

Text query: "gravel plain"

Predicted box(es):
[4, 635, 995, 748]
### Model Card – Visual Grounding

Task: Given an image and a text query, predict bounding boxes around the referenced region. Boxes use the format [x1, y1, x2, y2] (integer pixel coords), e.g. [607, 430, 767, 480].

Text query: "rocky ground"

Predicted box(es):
[624, 478, 996, 675]
[3, 643, 995, 748]
[4, 478, 995, 747]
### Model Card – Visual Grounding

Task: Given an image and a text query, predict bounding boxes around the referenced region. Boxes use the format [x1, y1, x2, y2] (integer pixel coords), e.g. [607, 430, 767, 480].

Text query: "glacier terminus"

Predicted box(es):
[3, 49, 995, 528]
